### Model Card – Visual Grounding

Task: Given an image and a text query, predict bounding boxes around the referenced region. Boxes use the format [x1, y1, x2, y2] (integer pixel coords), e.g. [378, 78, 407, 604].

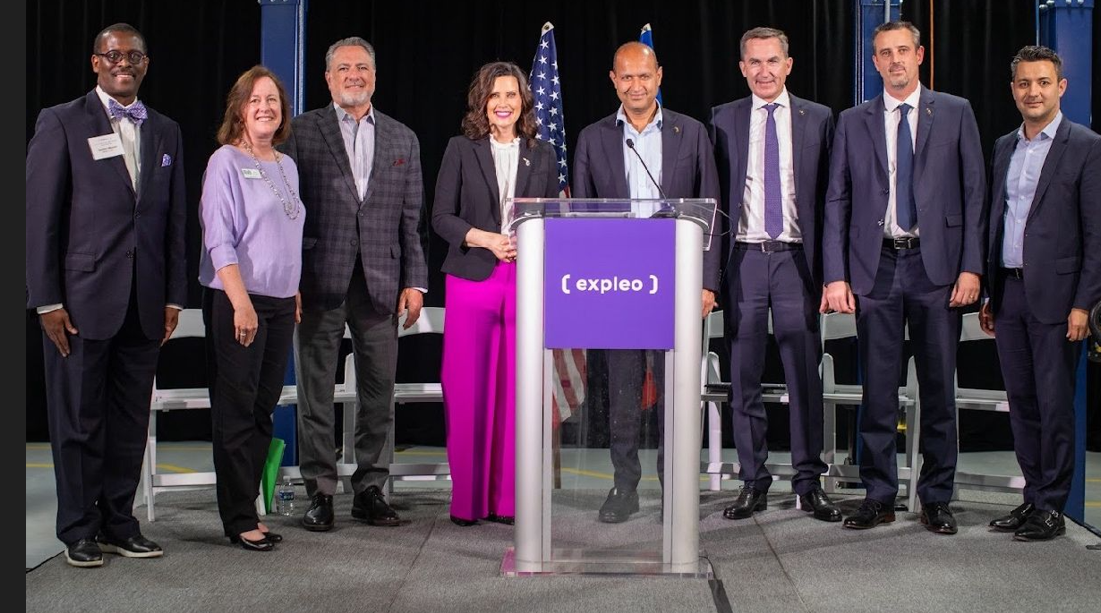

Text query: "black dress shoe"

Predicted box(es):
[302, 493, 334, 532]
[920, 502, 958, 535]
[990, 502, 1035, 532]
[259, 531, 283, 543]
[229, 534, 274, 552]
[723, 485, 768, 520]
[450, 515, 478, 527]
[65, 539, 104, 568]
[352, 486, 402, 526]
[843, 498, 896, 530]
[96, 533, 164, 558]
[485, 513, 515, 525]
[1014, 509, 1065, 541]
[598, 487, 640, 523]
[799, 487, 842, 522]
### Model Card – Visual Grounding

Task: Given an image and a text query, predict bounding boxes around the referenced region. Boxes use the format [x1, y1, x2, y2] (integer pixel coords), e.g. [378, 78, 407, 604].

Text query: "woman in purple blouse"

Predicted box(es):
[199, 66, 304, 551]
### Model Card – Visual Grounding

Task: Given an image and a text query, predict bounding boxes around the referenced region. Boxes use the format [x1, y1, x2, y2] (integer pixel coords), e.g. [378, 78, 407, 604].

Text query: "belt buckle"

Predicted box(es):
[759, 241, 774, 254]
[893, 237, 914, 250]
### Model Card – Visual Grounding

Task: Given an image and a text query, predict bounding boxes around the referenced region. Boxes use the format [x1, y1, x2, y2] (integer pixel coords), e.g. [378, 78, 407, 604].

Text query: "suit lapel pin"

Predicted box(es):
[799, 109, 806, 116]
[673, 125, 680, 134]
[925, 107, 932, 116]
[523, 157, 530, 167]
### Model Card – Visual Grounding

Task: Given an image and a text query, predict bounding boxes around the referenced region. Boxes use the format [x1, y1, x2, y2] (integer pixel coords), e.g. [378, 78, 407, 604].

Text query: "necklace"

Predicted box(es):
[243, 142, 301, 220]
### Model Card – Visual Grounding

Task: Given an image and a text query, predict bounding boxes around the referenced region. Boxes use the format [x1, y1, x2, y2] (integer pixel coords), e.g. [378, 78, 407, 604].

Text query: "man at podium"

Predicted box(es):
[573, 41, 720, 523]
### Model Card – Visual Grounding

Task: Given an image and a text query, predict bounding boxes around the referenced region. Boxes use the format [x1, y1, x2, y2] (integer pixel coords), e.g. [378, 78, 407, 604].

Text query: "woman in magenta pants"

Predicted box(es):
[431, 61, 559, 526]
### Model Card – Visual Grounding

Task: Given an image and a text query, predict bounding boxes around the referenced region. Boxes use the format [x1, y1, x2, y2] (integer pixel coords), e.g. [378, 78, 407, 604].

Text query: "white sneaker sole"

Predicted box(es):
[65, 550, 104, 567]
[97, 543, 164, 558]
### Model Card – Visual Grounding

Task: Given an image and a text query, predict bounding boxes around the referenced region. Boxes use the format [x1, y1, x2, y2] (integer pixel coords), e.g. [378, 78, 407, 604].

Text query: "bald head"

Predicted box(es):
[609, 41, 663, 122]
[612, 41, 659, 74]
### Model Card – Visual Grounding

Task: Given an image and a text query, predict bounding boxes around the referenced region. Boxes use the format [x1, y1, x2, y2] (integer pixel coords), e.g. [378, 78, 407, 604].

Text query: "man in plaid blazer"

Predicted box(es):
[280, 37, 428, 531]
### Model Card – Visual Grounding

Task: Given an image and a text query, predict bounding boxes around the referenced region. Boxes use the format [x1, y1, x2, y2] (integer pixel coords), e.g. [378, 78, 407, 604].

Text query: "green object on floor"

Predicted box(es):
[261, 438, 287, 513]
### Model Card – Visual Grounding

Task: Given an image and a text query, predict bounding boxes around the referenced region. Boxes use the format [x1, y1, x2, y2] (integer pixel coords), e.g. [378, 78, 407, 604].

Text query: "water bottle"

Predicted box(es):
[276, 477, 295, 516]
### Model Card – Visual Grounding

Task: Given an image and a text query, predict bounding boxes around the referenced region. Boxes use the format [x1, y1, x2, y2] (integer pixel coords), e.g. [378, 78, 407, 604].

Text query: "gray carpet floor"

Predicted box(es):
[25, 489, 1101, 613]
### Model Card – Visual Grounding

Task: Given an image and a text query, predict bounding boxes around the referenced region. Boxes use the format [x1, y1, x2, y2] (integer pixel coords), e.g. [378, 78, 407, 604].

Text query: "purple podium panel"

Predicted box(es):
[543, 217, 675, 350]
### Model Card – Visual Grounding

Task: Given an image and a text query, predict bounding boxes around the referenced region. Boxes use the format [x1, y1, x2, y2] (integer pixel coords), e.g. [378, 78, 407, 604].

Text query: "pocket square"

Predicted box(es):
[161, 154, 172, 167]
[393, 158, 405, 167]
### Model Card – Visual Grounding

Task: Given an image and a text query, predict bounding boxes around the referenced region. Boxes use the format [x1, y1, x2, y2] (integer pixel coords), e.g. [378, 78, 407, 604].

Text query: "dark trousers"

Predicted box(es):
[994, 275, 1078, 512]
[44, 281, 160, 545]
[607, 349, 664, 491]
[726, 247, 826, 495]
[204, 289, 296, 537]
[855, 246, 960, 505]
[295, 259, 399, 497]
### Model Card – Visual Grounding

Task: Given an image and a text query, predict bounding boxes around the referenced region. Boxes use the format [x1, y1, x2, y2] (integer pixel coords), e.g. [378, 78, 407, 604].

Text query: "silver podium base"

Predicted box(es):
[500, 547, 714, 578]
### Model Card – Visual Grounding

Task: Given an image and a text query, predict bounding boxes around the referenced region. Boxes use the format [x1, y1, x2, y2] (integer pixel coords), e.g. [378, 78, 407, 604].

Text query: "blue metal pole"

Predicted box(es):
[1039, 0, 1093, 524]
[259, 0, 308, 466]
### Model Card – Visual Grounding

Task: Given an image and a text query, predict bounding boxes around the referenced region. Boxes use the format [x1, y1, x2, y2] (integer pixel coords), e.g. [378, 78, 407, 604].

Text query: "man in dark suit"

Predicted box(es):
[710, 27, 840, 523]
[280, 37, 428, 532]
[822, 21, 986, 534]
[573, 41, 720, 523]
[26, 23, 186, 567]
[979, 45, 1101, 541]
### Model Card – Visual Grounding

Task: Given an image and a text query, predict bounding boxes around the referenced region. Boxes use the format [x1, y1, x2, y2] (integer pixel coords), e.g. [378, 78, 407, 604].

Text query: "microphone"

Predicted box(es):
[625, 138, 668, 200]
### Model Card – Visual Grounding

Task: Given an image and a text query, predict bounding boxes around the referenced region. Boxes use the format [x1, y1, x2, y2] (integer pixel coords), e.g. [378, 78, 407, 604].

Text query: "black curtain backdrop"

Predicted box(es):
[26, 1, 1099, 452]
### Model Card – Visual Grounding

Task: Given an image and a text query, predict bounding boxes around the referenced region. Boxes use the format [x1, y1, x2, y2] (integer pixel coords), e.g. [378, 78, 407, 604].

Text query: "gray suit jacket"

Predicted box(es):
[572, 108, 721, 291]
[986, 118, 1101, 324]
[280, 105, 428, 313]
[710, 93, 834, 290]
[432, 135, 559, 281]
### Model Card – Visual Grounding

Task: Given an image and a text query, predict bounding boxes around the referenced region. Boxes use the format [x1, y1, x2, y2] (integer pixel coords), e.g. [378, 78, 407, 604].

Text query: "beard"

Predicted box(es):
[338, 89, 372, 108]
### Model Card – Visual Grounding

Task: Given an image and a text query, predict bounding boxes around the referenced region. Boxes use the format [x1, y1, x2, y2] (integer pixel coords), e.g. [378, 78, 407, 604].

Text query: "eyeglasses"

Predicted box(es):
[94, 50, 148, 65]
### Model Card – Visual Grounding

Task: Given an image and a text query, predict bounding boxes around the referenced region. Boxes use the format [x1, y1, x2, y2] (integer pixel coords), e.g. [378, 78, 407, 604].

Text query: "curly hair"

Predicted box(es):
[460, 61, 537, 145]
[216, 65, 292, 147]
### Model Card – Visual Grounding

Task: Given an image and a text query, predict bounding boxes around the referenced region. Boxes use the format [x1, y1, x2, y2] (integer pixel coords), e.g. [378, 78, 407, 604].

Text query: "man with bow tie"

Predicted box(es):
[26, 23, 187, 567]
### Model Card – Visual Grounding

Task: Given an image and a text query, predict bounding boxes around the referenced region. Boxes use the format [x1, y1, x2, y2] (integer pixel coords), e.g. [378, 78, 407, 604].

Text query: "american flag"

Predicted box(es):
[530, 22, 586, 426]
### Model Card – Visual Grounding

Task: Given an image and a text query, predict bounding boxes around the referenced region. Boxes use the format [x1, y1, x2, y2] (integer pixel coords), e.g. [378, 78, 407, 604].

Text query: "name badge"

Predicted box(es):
[241, 168, 262, 179]
[88, 133, 125, 160]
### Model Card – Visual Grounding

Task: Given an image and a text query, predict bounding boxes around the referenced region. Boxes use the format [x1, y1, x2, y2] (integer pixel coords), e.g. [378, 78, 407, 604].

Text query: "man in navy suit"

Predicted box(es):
[26, 23, 187, 566]
[573, 41, 719, 522]
[710, 27, 840, 523]
[822, 21, 986, 534]
[979, 46, 1101, 541]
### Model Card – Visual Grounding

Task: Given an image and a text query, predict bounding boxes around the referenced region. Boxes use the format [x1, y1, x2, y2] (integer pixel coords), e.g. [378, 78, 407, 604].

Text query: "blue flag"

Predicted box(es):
[639, 23, 663, 106]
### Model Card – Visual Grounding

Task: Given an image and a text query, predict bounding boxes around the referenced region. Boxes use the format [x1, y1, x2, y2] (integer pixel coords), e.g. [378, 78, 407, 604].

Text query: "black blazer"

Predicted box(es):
[572, 108, 721, 291]
[986, 117, 1101, 324]
[25, 90, 187, 341]
[432, 135, 559, 281]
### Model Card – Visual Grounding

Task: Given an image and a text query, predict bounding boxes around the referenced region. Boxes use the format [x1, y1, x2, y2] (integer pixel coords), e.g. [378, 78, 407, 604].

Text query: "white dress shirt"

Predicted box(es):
[882, 88, 921, 239]
[489, 136, 520, 232]
[739, 89, 800, 243]
[96, 86, 142, 190]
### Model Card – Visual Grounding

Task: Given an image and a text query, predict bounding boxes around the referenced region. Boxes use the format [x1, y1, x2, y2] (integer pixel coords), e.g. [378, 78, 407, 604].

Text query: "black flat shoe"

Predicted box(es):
[450, 515, 478, 527]
[229, 534, 274, 552]
[485, 513, 515, 525]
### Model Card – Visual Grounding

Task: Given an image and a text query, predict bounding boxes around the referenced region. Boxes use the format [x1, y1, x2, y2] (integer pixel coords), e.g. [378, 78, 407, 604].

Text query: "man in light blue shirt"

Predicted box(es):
[980, 45, 1101, 542]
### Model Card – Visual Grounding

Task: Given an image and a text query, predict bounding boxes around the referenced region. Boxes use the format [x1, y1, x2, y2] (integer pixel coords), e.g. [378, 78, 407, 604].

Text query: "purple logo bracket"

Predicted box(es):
[544, 218, 675, 349]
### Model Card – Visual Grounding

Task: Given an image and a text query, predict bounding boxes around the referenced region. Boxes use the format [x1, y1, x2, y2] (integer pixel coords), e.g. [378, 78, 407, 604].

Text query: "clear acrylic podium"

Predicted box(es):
[501, 198, 717, 577]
